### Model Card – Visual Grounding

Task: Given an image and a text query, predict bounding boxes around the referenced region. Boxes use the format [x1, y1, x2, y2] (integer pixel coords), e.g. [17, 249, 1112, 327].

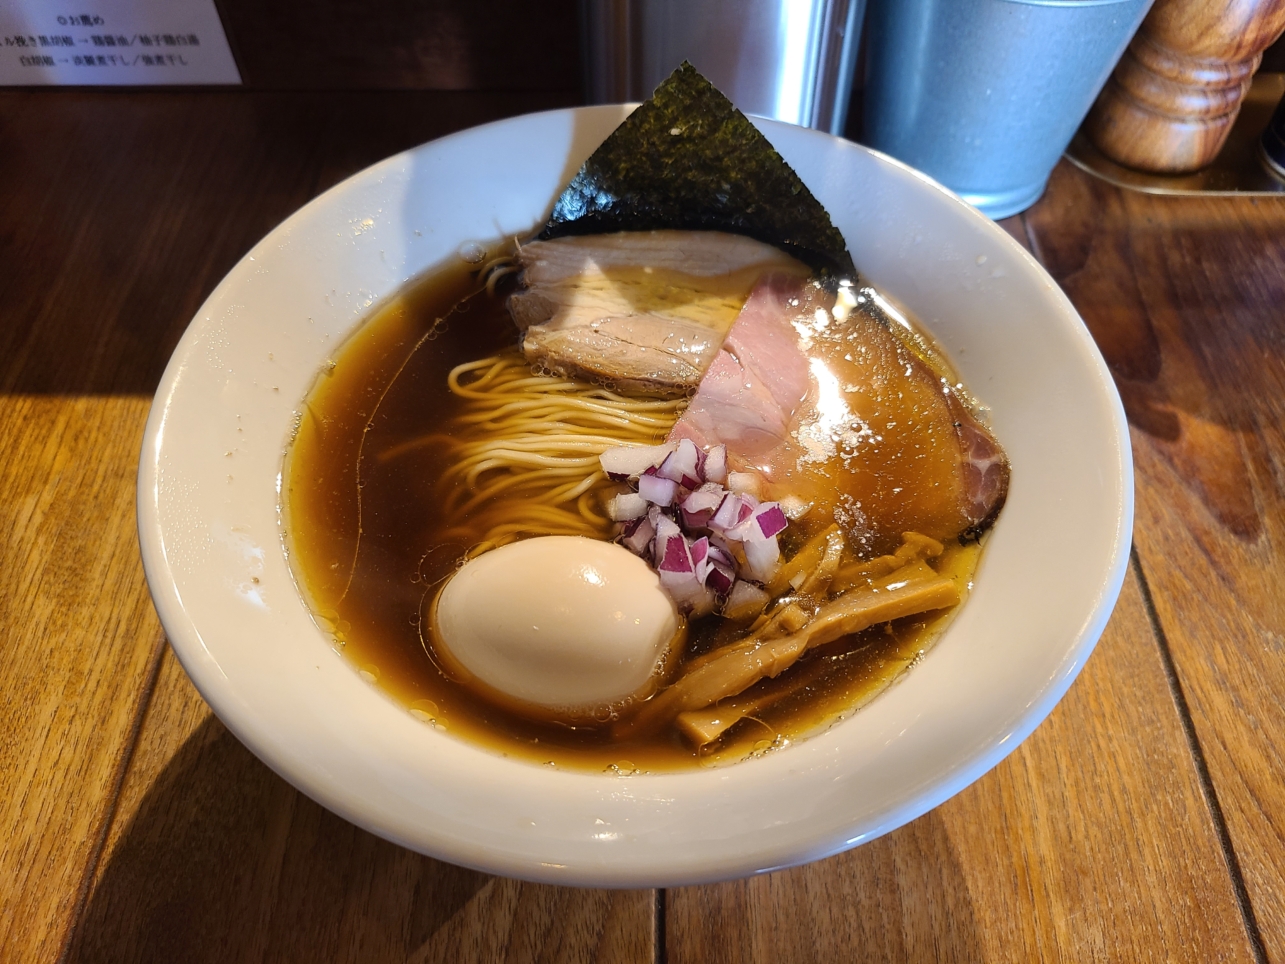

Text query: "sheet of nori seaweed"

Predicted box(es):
[539, 63, 856, 279]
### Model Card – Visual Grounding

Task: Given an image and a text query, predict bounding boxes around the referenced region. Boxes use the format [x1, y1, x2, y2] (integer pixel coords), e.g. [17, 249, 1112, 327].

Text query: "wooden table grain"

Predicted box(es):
[1, 90, 1281, 964]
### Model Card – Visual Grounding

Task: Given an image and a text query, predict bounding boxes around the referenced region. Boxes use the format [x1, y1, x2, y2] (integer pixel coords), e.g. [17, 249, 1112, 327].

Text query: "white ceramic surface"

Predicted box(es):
[137, 106, 1133, 887]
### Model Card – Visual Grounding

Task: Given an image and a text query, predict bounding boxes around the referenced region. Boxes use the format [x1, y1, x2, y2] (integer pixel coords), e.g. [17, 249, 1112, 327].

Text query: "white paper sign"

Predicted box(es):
[0, 0, 240, 85]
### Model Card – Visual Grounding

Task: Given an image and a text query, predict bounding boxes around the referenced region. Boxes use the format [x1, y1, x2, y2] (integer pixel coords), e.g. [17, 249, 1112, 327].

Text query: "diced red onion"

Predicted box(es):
[704, 445, 727, 485]
[655, 450, 680, 483]
[663, 570, 714, 614]
[607, 491, 648, 522]
[693, 533, 735, 595]
[680, 483, 725, 530]
[656, 537, 716, 615]
[693, 555, 710, 584]
[659, 541, 692, 575]
[705, 561, 736, 596]
[705, 543, 734, 570]
[727, 501, 781, 543]
[709, 493, 744, 533]
[657, 437, 702, 489]
[621, 516, 655, 555]
[611, 443, 791, 610]
[689, 535, 709, 568]
[752, 503, 789, 539]
[741, 535, 781, 583]
[599, 442, 676, 481]
[680, 582, 719, 617]
[723, 580, 770, 619]
[683, 483, 725, 512]
[658, 564, 700, 604]
[638, 472, 679, 507]
[680, 507, 709, 531]
[677, 437, 703, 486]
[653, 516, 690, 572]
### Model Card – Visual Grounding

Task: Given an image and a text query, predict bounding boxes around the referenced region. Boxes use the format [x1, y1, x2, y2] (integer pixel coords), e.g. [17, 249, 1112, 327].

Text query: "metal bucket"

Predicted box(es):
[581, 0, 866, 136]
[863, 0, 1153, 218]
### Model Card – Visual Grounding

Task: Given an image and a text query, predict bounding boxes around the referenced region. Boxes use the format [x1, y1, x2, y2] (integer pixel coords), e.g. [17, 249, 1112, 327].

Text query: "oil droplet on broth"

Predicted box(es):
[409, 699, 446, 728]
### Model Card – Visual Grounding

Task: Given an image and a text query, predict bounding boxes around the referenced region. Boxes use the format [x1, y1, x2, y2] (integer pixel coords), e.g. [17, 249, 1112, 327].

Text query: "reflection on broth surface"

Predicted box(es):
[282, 246, 994, 772]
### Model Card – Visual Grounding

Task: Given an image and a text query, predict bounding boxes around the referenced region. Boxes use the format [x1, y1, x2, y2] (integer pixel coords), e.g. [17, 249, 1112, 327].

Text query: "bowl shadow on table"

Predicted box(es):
[63, 713, 649, 964]
[64, 709, 984, 963]
[64, 715, 487, 963]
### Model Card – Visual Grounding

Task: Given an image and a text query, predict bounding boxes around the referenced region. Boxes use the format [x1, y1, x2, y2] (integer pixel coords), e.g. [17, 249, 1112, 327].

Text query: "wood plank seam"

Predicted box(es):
[656, 889, 667, 964]
[54, 630, 168, 964]
[1131, 546, 1270, 964]
[1022, 202, 1271, 960]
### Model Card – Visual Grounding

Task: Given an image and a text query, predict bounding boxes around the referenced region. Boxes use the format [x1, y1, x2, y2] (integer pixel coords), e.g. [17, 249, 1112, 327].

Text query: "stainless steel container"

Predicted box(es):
[581, 0, 865, 135]
[863, 0, 1153, 218]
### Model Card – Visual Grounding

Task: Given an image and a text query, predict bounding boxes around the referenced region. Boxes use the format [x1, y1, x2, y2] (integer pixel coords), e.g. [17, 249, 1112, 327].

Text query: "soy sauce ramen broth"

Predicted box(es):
[282, 246, 982, 772]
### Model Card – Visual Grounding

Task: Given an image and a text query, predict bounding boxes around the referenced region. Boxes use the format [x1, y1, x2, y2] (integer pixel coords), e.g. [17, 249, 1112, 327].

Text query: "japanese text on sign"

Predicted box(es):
[0, 0, 239, 85]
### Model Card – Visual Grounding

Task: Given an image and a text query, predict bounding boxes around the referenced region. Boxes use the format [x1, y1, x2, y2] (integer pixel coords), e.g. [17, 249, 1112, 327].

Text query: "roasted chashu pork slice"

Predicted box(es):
[508, 230, 810, 395]
[670, 274, 1010, 551]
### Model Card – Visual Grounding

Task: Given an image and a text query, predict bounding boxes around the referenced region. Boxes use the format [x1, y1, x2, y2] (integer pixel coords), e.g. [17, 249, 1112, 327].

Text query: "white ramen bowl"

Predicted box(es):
[138, 106, 1132, 887]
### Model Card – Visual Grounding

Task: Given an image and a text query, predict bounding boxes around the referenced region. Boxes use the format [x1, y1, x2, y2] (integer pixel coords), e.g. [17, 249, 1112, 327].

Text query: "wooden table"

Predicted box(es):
[2, 89, 1282, 964]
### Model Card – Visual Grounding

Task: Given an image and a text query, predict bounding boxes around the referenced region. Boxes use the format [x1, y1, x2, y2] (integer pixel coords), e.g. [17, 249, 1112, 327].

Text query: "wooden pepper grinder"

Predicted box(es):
[1085, 0, 1285, 173]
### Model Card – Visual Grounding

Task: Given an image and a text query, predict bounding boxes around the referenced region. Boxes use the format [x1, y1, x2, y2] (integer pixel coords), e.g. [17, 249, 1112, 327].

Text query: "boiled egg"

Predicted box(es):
[432, 536, 679, 712]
